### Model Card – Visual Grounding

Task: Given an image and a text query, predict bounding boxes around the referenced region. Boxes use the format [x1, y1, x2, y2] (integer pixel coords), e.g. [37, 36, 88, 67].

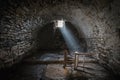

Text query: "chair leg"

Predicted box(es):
[63, 52, 67, 68]
[74, 54, 77, 69]
[83, 55, 85, 71]
[74, 54, 79, 70]
[77, 55, 79, 67]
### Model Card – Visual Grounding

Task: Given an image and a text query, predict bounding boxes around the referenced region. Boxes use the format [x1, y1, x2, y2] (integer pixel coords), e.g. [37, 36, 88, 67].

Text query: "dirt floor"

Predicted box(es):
[0, 51, 117, 80]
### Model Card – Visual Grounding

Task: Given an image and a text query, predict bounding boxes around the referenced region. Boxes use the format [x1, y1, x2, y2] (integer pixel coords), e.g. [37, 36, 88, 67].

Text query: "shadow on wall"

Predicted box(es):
[32, 21, 87, 52]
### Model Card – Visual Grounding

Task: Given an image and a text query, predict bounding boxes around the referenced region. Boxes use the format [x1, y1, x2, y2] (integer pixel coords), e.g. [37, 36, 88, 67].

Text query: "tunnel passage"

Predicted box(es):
[0, 0, 120, 79]
[34, 21, 87, 52]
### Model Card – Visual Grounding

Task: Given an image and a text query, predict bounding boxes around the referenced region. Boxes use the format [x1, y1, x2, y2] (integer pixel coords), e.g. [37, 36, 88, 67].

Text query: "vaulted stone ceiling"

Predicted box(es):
[0, 0, 120, 75]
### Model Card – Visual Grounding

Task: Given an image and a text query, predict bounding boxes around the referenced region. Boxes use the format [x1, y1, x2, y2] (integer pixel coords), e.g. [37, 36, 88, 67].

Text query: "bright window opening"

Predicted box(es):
[56, 20, 64, 28]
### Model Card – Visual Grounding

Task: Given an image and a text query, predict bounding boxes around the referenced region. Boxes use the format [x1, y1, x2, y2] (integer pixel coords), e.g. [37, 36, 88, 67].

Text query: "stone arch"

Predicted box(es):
[33, 21, 87, 52]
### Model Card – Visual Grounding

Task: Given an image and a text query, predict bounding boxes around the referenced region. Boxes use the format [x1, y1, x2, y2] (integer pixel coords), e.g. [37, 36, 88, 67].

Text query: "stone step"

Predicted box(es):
[22, 59, 98, 65]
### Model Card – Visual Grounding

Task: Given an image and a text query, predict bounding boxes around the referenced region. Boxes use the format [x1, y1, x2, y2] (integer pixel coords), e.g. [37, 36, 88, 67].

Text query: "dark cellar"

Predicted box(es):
[0, 0, 120, 80]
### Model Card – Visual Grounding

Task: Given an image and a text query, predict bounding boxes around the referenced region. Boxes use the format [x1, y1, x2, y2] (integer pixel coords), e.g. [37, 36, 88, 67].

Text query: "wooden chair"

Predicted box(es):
[74, 52, 85, 70]
[63, 49, 73, 68]
[63, 51, 86, 71]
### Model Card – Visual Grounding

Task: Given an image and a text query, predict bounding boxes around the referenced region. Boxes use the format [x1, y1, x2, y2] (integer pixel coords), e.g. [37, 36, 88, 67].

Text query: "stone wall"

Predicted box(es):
[80, 0, 120, 74]
[0, 0, 120, 75]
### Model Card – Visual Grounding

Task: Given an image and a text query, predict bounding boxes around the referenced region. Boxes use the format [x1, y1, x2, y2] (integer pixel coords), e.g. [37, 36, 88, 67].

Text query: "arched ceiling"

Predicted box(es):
[0, 0, 120, 73]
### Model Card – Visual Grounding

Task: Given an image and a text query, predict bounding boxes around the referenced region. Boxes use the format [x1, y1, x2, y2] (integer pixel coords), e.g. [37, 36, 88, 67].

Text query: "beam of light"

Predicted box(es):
[57, 21, 82, 54]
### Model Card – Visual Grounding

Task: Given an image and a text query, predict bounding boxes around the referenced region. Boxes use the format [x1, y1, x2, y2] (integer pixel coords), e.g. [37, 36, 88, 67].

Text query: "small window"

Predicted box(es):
[55, 20, 64, 28]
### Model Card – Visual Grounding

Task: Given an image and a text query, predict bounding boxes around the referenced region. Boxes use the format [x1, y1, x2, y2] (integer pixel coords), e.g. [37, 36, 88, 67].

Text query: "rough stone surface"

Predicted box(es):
[0, 0, 120, 75]
[0, 52, 114, 80]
